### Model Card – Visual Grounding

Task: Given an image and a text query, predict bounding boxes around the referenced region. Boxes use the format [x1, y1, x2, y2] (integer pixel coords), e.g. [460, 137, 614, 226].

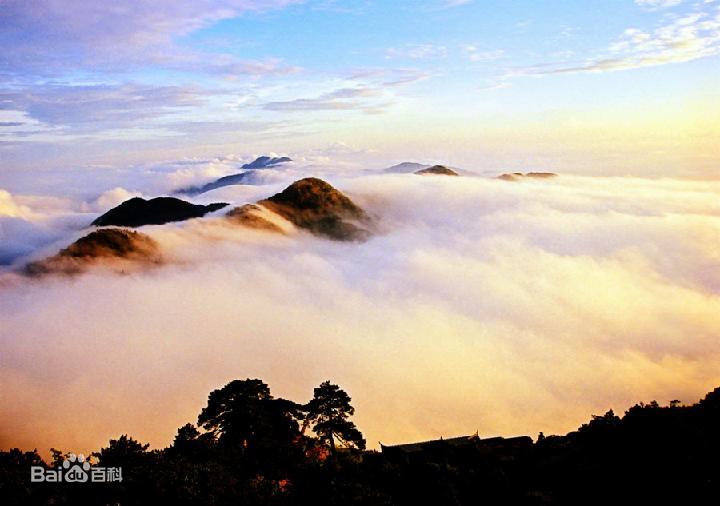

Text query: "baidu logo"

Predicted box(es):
[30, 453, 122, 483]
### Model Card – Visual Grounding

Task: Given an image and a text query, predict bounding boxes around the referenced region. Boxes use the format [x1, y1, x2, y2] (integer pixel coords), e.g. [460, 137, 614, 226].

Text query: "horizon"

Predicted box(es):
[1, 0, 719, 178]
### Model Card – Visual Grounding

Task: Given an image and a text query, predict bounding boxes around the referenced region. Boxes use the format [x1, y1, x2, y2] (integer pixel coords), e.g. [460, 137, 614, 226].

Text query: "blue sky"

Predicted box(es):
[0, 0, 718, 177]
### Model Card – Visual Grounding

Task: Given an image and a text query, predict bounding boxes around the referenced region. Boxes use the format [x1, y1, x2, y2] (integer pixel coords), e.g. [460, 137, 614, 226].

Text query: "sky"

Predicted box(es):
[1, 0, 719, 178]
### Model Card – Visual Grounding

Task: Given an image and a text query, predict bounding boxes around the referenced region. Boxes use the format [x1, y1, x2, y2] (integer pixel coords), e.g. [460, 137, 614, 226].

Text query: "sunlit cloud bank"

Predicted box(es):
[1, 173, 719, 457]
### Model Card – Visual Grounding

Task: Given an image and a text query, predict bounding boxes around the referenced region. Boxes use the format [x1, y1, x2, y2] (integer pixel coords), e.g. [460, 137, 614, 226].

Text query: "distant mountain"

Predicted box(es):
[226, 177, 371, 241]
[415, 165, 459, 176]
[383, 162, 430, 174]
[241, 156, 292, 170]
[498, 172, 558, 181]
[24, 228, 161, 276]
[177, 156, 292, 195]
[92, 197, 228, 227]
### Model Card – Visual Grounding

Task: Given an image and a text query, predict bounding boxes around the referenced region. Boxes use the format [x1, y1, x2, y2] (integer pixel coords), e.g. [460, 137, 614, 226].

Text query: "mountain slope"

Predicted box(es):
[24, 228, 161, 276]
[415, 165, 459, 176]
[177, 156, 292, 195]
[498, 172, 558, 181]
[92, 197, 228, 227]
[226, 177, 371, 241]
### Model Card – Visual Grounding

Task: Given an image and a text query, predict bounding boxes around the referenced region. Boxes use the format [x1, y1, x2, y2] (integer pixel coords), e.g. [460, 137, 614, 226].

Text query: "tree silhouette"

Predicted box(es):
[94, 434, 150, 468]
[198, 378, 301, 454]
[305, 381, 366, 451]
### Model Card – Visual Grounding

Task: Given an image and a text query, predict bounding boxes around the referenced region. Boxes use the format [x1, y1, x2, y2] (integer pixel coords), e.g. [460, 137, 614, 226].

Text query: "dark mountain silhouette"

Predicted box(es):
[23, 228, 161, 276]
[4, 382, 720, 505]
[415, 165, 459, 176]
[92, 197, 228, 227]
[226, 177, 371, 241]
[498, 172, 558, 181]
[242, 156, 292, 170]
[177, 172, 253, 195]
[177, 156, 292, 195]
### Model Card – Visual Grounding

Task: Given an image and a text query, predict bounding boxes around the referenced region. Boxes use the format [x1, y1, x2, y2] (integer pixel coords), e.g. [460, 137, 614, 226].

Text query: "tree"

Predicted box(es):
[170, 423, 216, 460]
[197, 378, 303, 463]
[94, 434, 150, 468]
[305, 381, 366, 451]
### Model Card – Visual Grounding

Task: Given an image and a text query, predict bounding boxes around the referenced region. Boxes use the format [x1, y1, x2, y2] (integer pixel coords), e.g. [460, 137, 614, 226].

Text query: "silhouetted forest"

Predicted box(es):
[2, 380, 719, 505]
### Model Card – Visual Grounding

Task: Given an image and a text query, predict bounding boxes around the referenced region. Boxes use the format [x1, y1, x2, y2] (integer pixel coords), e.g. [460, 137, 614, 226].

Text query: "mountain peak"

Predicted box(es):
[24, 228, 161, 276]
[227, 177, 371, 241]
[498, 172, 558, 181]
[92, 196, 228, 227]
[264, 177, 364, 216]
[241, 156, 292, 170]
[383, 162, 430, 174]
[415, 165, 459, 176]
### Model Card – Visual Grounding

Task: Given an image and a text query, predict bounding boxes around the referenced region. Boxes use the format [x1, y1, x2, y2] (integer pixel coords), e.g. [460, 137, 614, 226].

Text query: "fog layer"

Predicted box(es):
[1, 173, 719, 455]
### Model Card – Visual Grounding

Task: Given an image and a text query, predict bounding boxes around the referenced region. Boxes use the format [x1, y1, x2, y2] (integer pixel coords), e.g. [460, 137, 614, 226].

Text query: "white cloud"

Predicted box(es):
[0, 173, 719, 455]
[263, 86, 391, 113]
[529, 6, 720, 74]
[0, 0, 304, 76]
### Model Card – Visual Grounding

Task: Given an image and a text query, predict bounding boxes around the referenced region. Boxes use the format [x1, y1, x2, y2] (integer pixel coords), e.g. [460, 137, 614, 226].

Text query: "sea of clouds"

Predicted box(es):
[1, 161, 719, 456]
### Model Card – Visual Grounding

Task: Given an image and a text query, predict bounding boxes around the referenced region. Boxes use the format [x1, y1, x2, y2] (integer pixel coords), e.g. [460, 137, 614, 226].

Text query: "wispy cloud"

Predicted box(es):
[346, 68, 431, 87]
[523, 6, 720, 75]
[0, 84, 206, 127]
[262, 87, 390, 113]
[0, 0, 303, 76]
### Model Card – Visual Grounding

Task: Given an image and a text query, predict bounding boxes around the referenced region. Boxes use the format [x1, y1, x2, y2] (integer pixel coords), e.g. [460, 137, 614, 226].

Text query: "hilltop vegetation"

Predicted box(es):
[2, 380, 719, 505]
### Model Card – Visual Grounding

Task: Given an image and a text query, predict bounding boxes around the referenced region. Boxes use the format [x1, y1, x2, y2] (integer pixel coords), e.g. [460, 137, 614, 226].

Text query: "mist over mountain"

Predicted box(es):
[1, 0, 718, 501]
[12, 176, 371, 279]
[253, 177, 371, 241]
[176, 156, 293, 195]
[498, 172, 558, 181]
[0, 160, 719, 475]
[23, 228, 161, 276]
[383, 162, 431, 174]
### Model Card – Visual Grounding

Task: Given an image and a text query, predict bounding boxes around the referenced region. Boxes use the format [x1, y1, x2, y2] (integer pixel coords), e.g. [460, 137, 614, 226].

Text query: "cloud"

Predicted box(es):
[0, 0, 303, 76]
[347, 68, 432, 87]
[0, 189, 96, 265]
[0, 173, 719, 456]
[0, 84, 206, 127]
[263, 87, 390, 113]
[539, 6, 720, 74]
[0, 189, 34, 219]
